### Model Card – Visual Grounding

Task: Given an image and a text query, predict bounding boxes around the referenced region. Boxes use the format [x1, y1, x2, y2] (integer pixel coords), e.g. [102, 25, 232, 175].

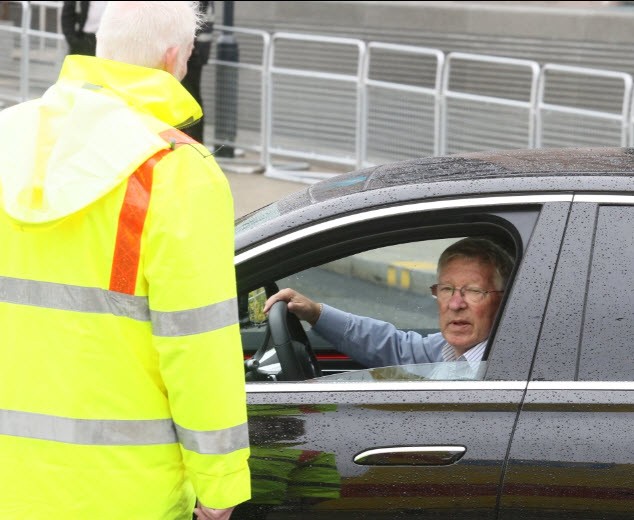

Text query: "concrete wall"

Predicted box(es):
[224, 1, 634, 74]
[229, 1, 634, 42]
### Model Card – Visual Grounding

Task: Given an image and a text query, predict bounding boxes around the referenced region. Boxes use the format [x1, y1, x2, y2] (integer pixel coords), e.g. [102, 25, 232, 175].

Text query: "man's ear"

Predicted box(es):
[163, 46, 180, 76]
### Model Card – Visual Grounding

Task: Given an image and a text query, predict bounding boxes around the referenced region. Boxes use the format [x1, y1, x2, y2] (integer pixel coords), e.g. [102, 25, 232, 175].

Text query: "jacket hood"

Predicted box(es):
[0, 55, 202, 224]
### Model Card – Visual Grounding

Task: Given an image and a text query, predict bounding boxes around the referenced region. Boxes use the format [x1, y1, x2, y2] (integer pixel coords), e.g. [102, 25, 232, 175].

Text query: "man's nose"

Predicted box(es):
[447, 289, 467, 309]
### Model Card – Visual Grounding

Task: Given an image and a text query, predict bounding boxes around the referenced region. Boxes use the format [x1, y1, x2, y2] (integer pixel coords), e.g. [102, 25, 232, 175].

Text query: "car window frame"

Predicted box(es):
[236, 194, 572, 385]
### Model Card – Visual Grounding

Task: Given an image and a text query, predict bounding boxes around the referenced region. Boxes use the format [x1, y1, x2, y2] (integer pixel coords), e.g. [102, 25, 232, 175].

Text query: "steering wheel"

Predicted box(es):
[267, 300, 322, 381]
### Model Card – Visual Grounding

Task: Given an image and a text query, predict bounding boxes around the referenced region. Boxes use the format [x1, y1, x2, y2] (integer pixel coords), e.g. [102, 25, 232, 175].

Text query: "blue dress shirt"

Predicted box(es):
[313, 304, 486, 368]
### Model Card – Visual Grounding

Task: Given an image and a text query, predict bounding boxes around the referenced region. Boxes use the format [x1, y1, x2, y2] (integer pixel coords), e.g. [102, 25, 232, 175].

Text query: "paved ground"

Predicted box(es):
[225, 170, 306, 219]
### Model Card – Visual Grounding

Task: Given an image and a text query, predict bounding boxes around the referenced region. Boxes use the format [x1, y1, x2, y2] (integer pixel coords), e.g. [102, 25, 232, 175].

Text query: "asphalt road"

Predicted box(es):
[224, 171, 307, 219]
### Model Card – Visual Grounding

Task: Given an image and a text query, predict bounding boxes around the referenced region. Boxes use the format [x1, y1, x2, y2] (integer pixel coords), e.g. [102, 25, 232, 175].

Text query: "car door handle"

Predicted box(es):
[353, 446, 466, 466]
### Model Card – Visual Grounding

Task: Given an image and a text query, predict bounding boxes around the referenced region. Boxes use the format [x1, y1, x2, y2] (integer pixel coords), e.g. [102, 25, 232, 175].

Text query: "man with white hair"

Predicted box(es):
[0, 2, 249, 519]
[265, 237, 513, 370]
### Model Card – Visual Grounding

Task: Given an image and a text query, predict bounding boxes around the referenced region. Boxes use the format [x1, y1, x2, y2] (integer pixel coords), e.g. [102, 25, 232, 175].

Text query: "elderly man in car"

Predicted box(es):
[264, 237, 514, 368]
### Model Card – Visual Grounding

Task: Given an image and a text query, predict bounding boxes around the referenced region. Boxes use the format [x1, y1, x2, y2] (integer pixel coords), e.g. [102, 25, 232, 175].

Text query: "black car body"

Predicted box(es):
[231, 147, 634, 519]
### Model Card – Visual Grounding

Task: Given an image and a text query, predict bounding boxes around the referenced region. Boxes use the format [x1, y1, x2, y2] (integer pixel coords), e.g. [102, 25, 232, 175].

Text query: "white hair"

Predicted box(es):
[96, 1, 202, 69]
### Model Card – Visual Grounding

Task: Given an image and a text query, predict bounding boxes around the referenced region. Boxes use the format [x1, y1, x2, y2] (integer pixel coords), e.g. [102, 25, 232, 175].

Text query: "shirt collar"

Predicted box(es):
[441, 340, 487, 364]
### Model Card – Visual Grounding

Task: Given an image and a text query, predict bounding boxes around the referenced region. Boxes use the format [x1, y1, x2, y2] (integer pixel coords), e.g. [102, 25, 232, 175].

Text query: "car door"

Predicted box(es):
[499, 197, 634, 519]
[233, 196, 570, 520]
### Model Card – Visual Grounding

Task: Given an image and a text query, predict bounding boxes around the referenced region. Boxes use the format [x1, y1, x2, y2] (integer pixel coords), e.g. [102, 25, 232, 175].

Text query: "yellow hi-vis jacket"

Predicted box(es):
[0, 55, 250, 519]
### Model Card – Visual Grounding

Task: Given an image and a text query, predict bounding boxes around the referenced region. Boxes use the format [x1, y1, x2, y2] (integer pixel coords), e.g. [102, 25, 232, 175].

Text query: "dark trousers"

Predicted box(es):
[68, 32, 96, 56]
[181, 63, 205, 143]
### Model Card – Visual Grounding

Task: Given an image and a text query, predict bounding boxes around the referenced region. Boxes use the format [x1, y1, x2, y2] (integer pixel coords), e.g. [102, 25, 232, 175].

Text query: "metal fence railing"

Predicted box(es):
[537, 64, 632, 148]
[362, 42, 444, 166]
[202, 24, 270, 172]
[3, 2, 634, 183]
[0, 1, 64, 106]
[440, 52, 540, 155]
[265, 32, 366, 183]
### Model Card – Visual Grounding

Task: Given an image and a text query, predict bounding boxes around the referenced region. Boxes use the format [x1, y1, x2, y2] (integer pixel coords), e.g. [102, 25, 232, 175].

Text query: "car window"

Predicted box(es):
[278, 238, 459, 332]
[241, 236, 516, 383]
[578, 205, 634, 381]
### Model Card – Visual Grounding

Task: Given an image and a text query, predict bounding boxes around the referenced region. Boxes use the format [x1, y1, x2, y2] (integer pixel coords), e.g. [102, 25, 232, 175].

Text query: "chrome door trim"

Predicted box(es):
[248, 380, 634, 394]
[235, 194, 572, 264]
[247, 380, 527, 393]
[573, 194, 634, 204]
[354, 445, 466, 466]
[529, 381, 634, 390]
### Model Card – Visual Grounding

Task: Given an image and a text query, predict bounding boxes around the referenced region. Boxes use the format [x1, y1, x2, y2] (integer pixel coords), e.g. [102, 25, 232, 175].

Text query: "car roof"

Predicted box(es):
[235, 147, 634, 252]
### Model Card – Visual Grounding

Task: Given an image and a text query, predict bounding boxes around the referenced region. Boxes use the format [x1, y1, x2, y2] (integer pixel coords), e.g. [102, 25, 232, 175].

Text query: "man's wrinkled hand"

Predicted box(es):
[263, 288, 322, 325]
[194, 503, 234, 520]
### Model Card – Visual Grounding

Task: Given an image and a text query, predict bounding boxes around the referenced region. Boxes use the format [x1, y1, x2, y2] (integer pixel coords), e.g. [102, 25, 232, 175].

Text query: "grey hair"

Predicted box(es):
[96, 2, 203, 68]
[437, 237, 514, 290]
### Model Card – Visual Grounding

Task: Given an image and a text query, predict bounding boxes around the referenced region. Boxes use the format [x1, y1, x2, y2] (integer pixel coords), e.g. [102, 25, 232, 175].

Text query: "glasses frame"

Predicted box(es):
[429, 283, 504, 304]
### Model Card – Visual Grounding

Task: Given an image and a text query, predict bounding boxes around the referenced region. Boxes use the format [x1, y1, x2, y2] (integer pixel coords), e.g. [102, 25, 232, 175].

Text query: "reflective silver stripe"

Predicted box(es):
[0, 276, 150, 321]
[151, 297, 238, 337]
[0, 409, 176, 445]
[175, 421, 249, 455]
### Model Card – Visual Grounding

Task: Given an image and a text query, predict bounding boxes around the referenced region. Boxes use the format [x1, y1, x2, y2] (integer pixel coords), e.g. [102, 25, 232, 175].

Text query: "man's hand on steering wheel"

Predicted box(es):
[264, 288, 322, 326]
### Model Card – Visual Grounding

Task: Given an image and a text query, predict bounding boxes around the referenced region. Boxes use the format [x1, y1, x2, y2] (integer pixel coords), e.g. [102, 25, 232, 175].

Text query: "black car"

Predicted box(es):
[231, 147, 634, 520]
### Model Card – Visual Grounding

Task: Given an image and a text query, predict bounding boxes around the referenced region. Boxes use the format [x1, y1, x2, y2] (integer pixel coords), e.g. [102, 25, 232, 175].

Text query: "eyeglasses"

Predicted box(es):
[430, 284, 504, 304]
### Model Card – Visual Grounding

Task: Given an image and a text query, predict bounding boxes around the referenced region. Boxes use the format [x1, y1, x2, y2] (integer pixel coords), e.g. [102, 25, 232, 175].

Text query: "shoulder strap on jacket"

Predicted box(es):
[109, 128, 197, 294]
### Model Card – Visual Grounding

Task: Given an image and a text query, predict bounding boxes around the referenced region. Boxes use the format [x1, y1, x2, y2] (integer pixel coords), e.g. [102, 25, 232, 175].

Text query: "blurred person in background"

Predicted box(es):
[181, 1, 215, 143]
[61, 1, 108, 56]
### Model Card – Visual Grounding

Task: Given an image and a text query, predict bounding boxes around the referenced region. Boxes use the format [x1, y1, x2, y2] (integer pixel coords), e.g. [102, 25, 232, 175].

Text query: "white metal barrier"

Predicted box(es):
[440, 52, 540, 155]
[361, 42, 444, 167]
[265, 32, 366, 183]
[629, 88, 634, 147]
[0, 1, 31, 104]
[0, 1, 64, 106]
[5, 15, 634, 183]
[203, 24, 270, 173]
[537, 64, 632, 148]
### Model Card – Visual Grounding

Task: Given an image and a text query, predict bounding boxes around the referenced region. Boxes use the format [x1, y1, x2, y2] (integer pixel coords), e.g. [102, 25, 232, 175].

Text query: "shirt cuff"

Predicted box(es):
[313, 304, 349, 345]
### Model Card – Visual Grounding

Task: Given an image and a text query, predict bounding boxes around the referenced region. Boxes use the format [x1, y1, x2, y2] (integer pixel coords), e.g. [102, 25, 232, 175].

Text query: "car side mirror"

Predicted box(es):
[239, 287, 268, 328]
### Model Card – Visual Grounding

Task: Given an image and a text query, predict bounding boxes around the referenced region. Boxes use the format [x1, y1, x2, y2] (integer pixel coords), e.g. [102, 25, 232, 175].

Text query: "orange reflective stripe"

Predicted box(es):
[109, 149, 169, 294]
[109, 128, 199, 295]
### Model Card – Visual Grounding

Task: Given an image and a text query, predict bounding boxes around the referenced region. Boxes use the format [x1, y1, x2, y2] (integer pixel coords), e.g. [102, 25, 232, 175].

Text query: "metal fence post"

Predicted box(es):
[214, 1, 239, 157]
[19, 1, 31, 102]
